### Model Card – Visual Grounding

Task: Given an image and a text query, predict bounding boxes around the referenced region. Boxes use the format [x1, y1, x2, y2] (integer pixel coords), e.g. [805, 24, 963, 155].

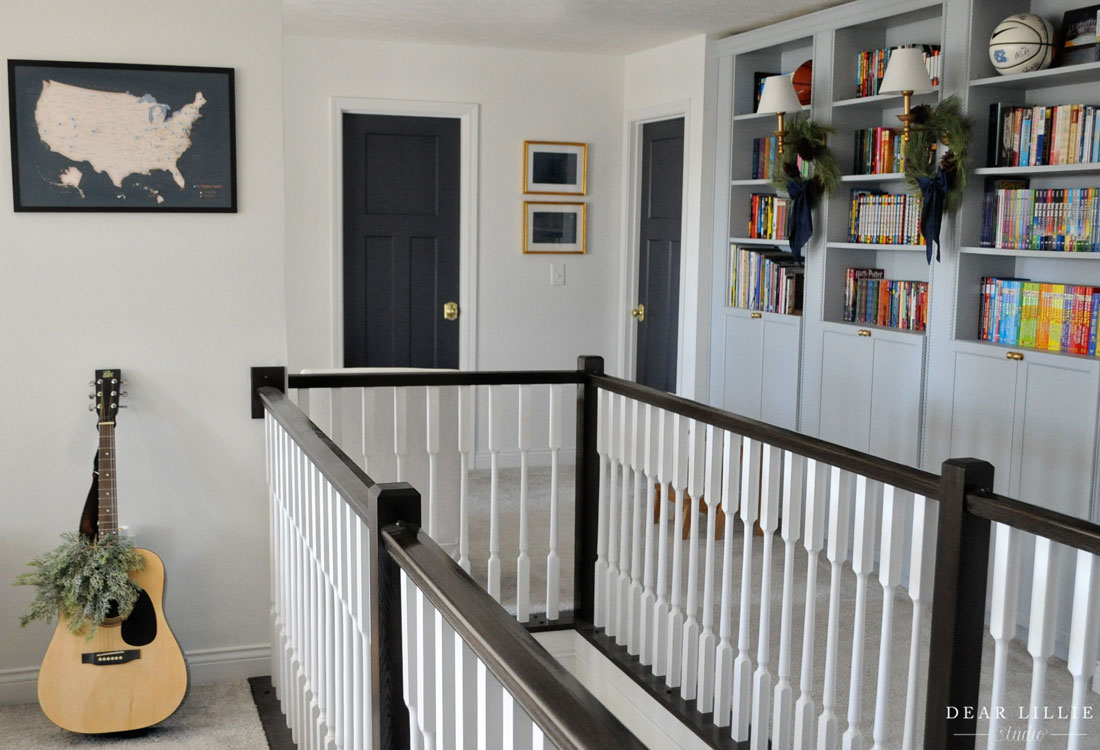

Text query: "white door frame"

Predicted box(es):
[616, 101, 692, 389]
[330, 97, 480, 370]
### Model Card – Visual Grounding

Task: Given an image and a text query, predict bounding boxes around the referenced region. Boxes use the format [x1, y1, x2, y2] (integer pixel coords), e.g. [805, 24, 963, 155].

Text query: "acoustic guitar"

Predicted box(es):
[37, 369, 188, 734]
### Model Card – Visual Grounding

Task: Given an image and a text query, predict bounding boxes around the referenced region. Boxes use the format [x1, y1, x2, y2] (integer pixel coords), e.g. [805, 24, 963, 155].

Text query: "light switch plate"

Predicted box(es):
[551, 263, 566, 286]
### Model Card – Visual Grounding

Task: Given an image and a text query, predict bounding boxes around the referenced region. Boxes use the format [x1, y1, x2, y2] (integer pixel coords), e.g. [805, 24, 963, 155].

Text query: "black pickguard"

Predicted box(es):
[120, 589, 157, 647]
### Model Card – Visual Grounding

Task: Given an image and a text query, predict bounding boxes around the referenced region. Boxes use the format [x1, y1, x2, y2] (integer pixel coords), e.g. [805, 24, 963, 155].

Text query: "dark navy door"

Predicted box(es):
[343, 114, 460, 368]
[635, 117, 684, 392]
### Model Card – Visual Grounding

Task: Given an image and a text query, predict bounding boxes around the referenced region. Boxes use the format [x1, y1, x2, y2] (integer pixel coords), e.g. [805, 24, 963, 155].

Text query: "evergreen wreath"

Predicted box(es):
[903, 95, 973, 214]
[15, 532, 145, 639]
[768, 115, 840, 205]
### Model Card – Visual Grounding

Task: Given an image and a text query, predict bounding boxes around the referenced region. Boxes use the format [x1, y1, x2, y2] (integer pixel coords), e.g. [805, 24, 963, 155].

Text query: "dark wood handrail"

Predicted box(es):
[289, 369, 583, 389]
[590, 373, 941, 500]
[966, 489, 1100, 556]
[381, 522, 648, 750]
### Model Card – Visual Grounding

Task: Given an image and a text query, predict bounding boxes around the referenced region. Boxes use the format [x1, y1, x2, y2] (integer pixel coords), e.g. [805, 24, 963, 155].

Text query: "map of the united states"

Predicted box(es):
[33, 80, 205, 203]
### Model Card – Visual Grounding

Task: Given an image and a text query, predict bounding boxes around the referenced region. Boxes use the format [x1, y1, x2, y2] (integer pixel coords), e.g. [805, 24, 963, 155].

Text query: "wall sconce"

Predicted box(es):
[757, 74, 803, 155]
[878, 47, 935, 143]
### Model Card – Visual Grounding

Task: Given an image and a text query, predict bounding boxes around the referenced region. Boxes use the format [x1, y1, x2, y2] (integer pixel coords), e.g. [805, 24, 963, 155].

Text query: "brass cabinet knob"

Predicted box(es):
[1006, 351, 1024, 361]
[443, 301, 459, 321]
[631, 304, 645, 322]
[857, 328, 872, 337]
[750, 312, 763, 319]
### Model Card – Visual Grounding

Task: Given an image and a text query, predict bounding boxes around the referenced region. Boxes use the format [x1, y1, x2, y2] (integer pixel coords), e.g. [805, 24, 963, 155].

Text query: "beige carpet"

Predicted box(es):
[0, 681, 269, 749]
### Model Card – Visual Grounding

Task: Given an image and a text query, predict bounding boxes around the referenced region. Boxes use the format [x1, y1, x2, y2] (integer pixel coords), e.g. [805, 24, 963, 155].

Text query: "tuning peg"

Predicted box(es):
[88, 380, 95, 386]
[88, 403, 95, 411]
[120, 391, 129, 397]
[88, 393, 94, 399]
[121, 380, 128, 386]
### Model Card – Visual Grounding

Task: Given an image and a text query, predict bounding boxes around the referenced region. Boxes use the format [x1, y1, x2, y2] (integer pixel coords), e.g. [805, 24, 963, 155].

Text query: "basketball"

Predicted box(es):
[988, 13, 1054, 75]
[792, 60, 812, 105]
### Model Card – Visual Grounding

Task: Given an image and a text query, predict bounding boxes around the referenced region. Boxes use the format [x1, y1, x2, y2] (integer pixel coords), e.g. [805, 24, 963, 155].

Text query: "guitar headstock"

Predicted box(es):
[91, 369, 125, 423]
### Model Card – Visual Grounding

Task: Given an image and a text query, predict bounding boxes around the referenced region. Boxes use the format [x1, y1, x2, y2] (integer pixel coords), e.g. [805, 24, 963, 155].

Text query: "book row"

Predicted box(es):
[987, 103, 1100, 168]
[751, 136, 811, 181]
[728, 244, 805, 314]
[748, 193, 790, 240]
[848, 190, 925, 246]
[843, 267, 928, 331]
[979, 182, 1100, 252]
[855, 45, 940, 99]
[980, 277, 1100, 356]
[853, 127, 903, 175]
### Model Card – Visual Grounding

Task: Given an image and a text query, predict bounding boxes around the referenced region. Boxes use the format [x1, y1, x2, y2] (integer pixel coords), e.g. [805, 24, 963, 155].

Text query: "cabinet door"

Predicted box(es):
[759, 316, 802, 431]
[946, 348, 1020, 496]
[719, 313, 764, 419]
[818, 328, 873, 452]
[1016, 356, 1100, 521]
[868, 334, 925, 465]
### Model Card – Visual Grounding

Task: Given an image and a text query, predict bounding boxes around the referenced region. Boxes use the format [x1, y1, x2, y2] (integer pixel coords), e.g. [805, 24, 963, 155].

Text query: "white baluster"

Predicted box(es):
[794, 459, 829, 749]
[841, 475, 880, 750]
[751, 444, 783, 750]
[458, 386, 474, 573]
[987, 523, 1021, 749]
[604, 393, 622, 637]
[902, 495, 936, 750]
[417, 591, 438, 750]
[628, 398, 646, 654]
[665, 415, 690, 688]
[732, 437, 762, 741]
[477, 658, 504, 749]
[616, 394, 634, 643]
[713, 430, 743, 728]
[360, 387, 376, 473]
[435, 605, 456, 750]
[331, 388, 345, 456]
[487, 386, 503, 602]
[401, 572, 424, 750]
[393, 387, 408, 482]
[593, 389, 610, 629]
[871, 486, 907, 750]
[1066, 550, 1100, 750]
[696, 424, 724, 714]
[454, 635, 478, 750]
[1024, 537, 1063, 749]
[503, 690, 534, 750]
[639, 404, 660, 667]
[547, 384, 563, 620]
[426, 387, 441, 539]
[517, 384, 533, 623]
[297, 388, 311, 418]
[772, 452, 806, 750]
[818, 467, 853, 750]
[652, 408, 673, 677]
[680, 420, 707, 698]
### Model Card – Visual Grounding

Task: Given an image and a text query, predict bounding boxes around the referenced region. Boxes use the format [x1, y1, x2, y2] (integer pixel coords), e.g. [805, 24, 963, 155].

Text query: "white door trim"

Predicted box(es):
[616, 101, 692, 389]
[330, 97, 480, 370]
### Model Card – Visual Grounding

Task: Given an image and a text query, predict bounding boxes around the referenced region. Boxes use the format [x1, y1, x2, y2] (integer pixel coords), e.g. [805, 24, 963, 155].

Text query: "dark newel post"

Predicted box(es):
[924, 458, 994, 750]
[372, 482, 421, 750]
[574, 355, 604, 624]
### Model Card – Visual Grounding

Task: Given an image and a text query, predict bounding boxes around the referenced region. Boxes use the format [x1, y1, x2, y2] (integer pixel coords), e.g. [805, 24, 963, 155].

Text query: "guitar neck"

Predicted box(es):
[98, 421, 118, 537]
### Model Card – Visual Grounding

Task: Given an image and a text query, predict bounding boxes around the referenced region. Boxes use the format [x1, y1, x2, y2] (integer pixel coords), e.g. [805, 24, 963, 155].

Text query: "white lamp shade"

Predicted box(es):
[757, 74, 802, 114]
[879, 47, 935, 94]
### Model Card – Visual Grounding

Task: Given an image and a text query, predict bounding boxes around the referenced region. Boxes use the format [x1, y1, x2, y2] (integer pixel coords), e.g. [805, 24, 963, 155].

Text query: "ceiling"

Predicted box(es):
[283, 0, 854, 55]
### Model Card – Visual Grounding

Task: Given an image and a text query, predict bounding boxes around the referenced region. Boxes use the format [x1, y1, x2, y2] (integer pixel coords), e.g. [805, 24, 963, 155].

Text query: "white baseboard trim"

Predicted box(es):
[472, 448, 576, 471]
[0, 643, 271, 707]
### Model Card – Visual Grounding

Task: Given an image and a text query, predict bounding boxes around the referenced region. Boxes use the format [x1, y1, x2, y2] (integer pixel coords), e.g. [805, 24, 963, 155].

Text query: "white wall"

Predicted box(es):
[621, 35, 716, 399]
[0, 0, 285, 703]
[282, 36, 625, 373]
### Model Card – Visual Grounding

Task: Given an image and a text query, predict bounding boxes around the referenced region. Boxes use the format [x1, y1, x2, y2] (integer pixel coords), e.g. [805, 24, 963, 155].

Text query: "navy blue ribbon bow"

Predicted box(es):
[916, 168, 948, 264]
[786, 178, 813, 261]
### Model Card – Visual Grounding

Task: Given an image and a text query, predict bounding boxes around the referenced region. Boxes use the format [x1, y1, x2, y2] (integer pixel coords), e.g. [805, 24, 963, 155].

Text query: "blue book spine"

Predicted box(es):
[1090, 292, 1100, 356]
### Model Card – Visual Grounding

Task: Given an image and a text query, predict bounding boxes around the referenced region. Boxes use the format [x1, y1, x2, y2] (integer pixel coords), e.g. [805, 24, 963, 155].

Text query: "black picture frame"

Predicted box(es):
[1059, 5, 1100, 66]
[8, 59, 236, 212]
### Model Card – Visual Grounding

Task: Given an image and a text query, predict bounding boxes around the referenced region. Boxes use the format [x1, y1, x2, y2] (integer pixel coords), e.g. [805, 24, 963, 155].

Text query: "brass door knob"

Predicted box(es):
[443, 301, 459, 321]
[631, 304, 645, 322]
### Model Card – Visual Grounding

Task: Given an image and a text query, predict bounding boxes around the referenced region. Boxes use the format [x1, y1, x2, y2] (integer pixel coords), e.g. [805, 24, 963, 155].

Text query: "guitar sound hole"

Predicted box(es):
[120, 590, 157, 647]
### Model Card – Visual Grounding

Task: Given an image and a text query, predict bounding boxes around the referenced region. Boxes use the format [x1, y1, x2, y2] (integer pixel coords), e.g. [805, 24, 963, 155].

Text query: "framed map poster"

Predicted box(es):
[7, 60, 236, 211]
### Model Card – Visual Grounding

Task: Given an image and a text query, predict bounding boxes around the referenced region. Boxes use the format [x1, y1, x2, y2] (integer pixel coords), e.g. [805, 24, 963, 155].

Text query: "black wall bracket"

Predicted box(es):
[250, 366, 286, 419]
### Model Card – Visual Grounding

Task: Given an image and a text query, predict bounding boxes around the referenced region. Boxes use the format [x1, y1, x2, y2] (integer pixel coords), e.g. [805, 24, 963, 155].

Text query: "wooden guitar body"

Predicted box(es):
[37, 548, 188, 734]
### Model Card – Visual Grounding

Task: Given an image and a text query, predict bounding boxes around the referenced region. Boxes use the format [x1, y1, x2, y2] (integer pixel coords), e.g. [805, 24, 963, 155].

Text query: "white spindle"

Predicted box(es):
[616, 395, 634, 643]
[1066, 550, 1100, 750]
[818, 467, 853, 750]
[628, 398, 646, 655]
[751, 444, 783, 750]
[401, 572, 423, 750]
[680, 420, 707, 698]
[426, 387, 441, 538]
[841, 476, 880, 750]
[902, 495, 936, 750]
[652, 408, 672, 677]
[416, 591, 437, 750]
[454, 635, 478, 750]
[477, 658, 504, 749]
[517, 384, 533, 623]
[665, 415, 690, 688]
[639, 404, 659, 667]
[713, 430, 743, 728]
[547, 384, 563, 620]
[732, 436, 761, 741]
[298, 388, 311, 418]
[593, 389, 610, 629]
[871, 486, 907, 750]
[986, 523, 1021, 749]
[1024, 537, 1063, 749]
[772, 451, 805, 750]
[330, 388, 346, 459]
[360, 387, 376, 473]
[605, 394, 622, 638]
[696, 424, 724, 713]
[435, 602, 456, 750]
[487, 386, 503, 602]
[393, 387, 408, 481]
[794, 459, 829, 749]
[458, 386, 474, 572]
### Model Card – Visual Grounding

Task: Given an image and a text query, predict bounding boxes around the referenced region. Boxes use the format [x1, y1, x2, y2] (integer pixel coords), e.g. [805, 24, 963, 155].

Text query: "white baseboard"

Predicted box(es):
[532, 630, 710, 750]
[0, 643, 271, 707]
[472, 448, 576, 471]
